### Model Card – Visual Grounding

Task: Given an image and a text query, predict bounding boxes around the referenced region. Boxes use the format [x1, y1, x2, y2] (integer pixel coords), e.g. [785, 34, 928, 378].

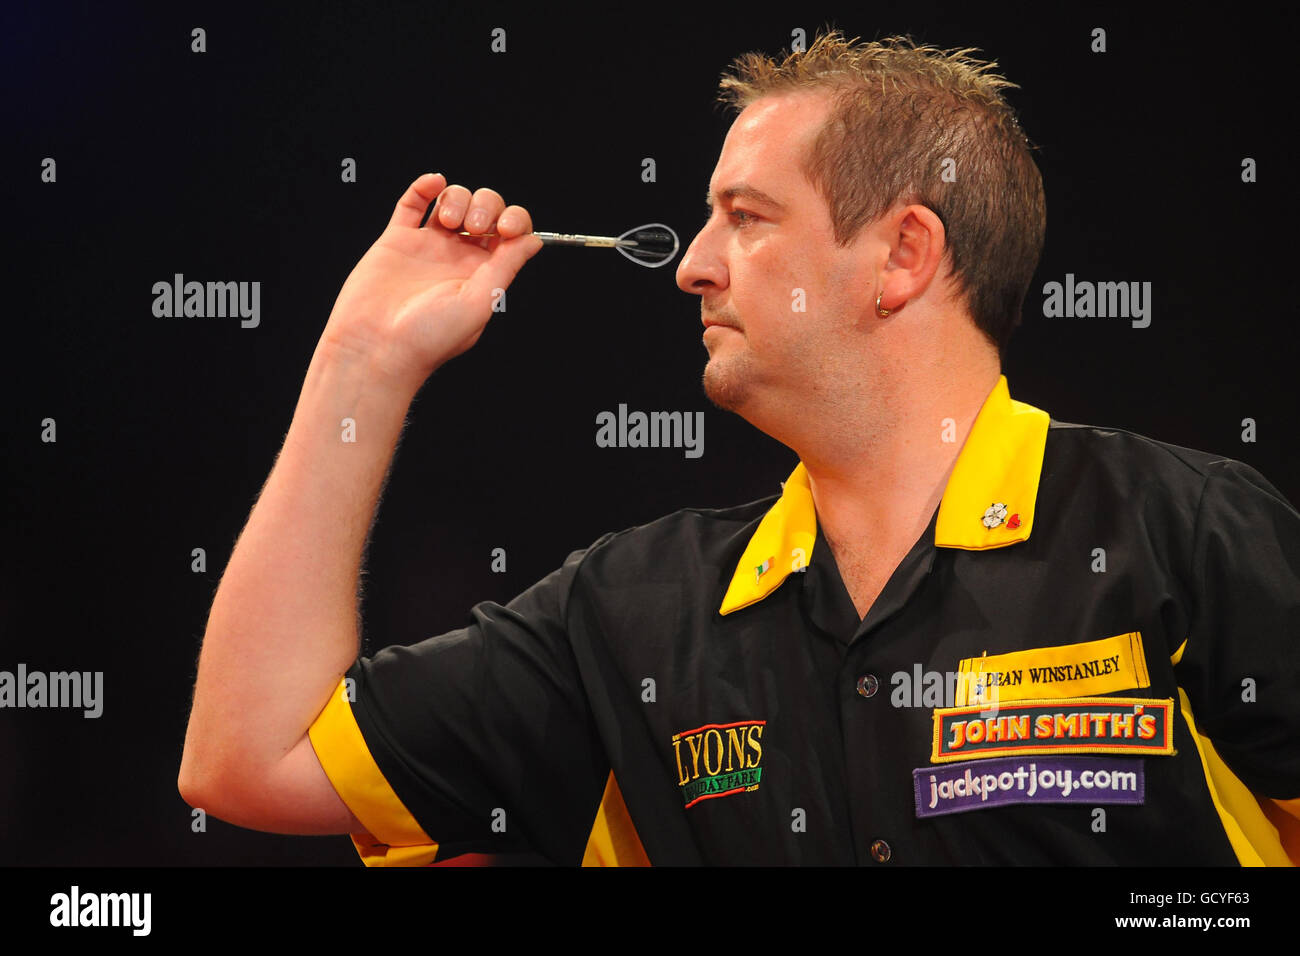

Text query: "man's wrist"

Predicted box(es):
[313, 332, 431, 405]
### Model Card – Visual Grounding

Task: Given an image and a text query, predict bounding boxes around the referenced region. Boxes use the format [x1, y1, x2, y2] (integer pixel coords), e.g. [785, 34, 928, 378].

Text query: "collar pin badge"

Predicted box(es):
[755, 556, 774, 583]
[981, 502, 1021, 529]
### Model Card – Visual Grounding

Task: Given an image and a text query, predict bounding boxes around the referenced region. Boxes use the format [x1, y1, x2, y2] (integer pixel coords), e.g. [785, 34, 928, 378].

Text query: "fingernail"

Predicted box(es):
[499, 213, 517, 231]
[466, 210, 487, 230]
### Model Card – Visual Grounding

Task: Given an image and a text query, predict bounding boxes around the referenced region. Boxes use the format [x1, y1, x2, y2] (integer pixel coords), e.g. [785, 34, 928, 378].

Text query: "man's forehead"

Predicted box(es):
[706, 91, 832, 207]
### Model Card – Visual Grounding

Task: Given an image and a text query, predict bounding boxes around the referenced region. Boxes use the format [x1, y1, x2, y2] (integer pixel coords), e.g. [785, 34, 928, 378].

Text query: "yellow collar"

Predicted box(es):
[719, 375, 1051, 615]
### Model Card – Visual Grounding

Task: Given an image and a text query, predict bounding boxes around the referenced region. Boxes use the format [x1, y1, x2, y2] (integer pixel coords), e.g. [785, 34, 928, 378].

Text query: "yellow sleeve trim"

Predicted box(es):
[308, 677, 441, 867]
[582, 772, 651, 866]
[1273, 796, 1300, 821]
[1176, 687, 1293, 867]
[1260, 799, 1300, 865]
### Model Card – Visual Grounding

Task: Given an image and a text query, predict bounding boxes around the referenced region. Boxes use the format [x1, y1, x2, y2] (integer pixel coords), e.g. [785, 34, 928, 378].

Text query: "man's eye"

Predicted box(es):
[702, 208, 757, 226]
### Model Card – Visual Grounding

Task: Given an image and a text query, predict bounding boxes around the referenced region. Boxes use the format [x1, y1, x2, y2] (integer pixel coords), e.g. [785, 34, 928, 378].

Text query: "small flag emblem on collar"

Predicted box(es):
[981, 502, 1009, 529]
[755, 556, 774, 583]
[981, 502, 1022, 531]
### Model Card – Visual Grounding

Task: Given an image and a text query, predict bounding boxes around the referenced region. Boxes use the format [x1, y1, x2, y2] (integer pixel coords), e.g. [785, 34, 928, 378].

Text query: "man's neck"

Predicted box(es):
[799, 370, 1001, 556]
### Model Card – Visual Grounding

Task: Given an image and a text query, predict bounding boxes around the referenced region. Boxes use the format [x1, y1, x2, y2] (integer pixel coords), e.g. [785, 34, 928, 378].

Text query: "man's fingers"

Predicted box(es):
[432, 184, 474, 230]
[461, 188, 506, 235]
[391, 176, 533, 243]
[496, 204, 534, 238]
[388, 173, 447, 231]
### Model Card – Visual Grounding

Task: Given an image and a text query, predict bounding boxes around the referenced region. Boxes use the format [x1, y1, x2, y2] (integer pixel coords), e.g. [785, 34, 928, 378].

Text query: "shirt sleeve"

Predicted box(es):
[1174, 458, 1300, 800]
[308, 535, 616, 866]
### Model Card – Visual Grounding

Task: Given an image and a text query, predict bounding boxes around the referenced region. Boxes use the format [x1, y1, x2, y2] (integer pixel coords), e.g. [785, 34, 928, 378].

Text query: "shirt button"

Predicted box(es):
[870, 839, 892, 863]
[856, 674, 879, 698]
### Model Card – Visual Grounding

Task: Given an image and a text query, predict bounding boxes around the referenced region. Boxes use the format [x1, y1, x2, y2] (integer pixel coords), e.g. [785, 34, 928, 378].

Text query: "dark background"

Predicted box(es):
[2, 1, 1293, 865]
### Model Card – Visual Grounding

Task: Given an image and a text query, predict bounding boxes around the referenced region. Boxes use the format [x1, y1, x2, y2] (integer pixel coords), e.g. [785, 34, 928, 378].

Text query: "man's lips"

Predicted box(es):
[702, 317, 739, 330]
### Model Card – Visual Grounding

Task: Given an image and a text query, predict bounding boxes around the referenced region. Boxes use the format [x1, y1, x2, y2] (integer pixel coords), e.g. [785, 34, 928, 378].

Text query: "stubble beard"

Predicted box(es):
[701, 343, 754, 413]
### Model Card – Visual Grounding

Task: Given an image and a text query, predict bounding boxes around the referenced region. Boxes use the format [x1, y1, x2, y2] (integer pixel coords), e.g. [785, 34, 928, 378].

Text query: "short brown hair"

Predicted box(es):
[717, 30, 1046, 356]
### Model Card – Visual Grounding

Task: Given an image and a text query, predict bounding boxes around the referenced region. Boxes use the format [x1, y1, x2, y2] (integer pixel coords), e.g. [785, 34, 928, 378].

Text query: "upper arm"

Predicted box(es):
[183, 537, 616, 859]
[305, 540, 615, 865]
[268, 733, 368, 835]
[180, 732, 365, 836]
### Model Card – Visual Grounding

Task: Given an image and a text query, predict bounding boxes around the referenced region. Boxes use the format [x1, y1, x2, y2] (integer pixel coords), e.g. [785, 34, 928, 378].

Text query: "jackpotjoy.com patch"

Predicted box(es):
[913, 756, 1146, 817]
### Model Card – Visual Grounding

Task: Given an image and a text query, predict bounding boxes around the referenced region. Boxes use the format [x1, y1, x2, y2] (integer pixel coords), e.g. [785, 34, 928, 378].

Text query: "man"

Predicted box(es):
[178, 32, 1300, 865]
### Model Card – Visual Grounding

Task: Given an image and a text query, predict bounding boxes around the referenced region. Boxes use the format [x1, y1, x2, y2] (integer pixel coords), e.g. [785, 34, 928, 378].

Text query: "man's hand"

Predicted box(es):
[321, 172, 543, 391]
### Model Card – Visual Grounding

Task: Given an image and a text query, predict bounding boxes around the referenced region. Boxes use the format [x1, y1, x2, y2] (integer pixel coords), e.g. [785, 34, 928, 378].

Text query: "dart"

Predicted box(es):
[456, 223, 680, 268]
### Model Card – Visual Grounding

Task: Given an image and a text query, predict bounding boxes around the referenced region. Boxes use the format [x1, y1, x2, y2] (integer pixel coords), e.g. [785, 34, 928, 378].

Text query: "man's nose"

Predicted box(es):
[675, 228, 726, 296]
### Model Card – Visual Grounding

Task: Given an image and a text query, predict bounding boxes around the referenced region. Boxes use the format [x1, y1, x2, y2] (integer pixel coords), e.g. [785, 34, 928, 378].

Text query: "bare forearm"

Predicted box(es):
[180, 337, 419, 798]
[177, 172, 541, 829]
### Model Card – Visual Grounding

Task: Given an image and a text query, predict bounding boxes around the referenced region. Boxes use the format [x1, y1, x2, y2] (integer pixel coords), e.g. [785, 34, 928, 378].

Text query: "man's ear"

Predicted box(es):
[879, 203, 947, 309]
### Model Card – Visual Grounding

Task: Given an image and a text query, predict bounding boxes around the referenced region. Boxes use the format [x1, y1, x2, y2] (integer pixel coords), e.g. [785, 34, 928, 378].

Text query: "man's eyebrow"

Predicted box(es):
[704, 183, 789, 212]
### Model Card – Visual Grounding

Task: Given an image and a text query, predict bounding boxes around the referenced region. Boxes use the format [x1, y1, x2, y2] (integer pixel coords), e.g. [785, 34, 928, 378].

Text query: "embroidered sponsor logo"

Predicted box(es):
[955, 632, 1152, 705]
[930, 697, 1174, 763]
[672, 720, 765, 808]
[914, 756, 1146, 817]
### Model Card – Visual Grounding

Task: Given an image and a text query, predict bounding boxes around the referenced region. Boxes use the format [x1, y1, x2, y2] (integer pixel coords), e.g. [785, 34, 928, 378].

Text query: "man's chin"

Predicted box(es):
[701, 362, 749, 413]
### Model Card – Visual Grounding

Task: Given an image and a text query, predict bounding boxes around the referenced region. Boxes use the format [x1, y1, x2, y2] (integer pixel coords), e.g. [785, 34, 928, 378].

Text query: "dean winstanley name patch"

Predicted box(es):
[954, 632, 1152, 705]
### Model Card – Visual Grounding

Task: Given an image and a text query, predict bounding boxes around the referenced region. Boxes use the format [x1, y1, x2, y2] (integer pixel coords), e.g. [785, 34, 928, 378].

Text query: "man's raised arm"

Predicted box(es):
[177, 173, 543, 833]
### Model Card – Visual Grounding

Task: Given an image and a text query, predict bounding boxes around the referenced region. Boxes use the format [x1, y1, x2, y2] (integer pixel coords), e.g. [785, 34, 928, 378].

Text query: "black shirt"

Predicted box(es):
[308, 375, 1300, 865]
